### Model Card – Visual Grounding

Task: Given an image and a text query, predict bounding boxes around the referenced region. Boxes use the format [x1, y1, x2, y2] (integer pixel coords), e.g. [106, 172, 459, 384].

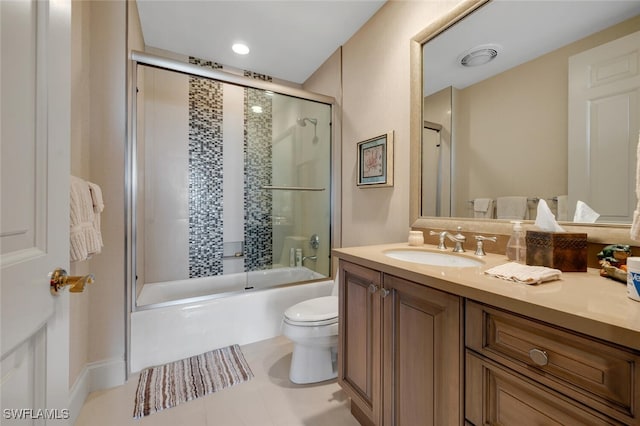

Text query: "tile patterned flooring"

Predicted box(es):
[74, 336, 359, 426]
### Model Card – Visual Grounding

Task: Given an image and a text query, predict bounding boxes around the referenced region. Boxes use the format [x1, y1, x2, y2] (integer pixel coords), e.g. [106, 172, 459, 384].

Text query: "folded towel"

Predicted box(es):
[88, 181, 104, 252]
[631, 132, 640, 240]
[484, 262, 562, 285]
[496, 196, 528, 220]
[473, 198, 494, 219]
[70, 176, 103, 262]
[88, 181, 104, 213]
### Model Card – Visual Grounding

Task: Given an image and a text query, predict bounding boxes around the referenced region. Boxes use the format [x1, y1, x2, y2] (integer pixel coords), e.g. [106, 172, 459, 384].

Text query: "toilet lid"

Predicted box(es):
[284, 296, 338, 323]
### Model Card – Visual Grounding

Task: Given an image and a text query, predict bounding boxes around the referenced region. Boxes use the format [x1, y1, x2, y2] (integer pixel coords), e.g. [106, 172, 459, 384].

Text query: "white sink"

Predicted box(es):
[384, 249, 484, 268]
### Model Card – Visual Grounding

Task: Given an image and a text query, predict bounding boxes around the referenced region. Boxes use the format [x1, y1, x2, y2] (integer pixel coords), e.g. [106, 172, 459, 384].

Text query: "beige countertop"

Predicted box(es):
[333, 243, 640, 351]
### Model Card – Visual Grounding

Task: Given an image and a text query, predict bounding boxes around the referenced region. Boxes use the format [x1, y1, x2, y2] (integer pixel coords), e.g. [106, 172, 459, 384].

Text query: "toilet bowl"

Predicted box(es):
[282, 291, 338, 384]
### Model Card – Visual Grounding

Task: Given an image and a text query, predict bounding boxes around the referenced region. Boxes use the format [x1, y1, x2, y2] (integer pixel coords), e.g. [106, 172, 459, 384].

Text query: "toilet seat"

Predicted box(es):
[283, 296, 338, 327]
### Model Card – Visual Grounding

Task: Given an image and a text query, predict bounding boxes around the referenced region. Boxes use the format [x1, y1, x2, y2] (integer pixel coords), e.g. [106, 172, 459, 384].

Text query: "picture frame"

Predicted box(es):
[357, 131, 394, 188]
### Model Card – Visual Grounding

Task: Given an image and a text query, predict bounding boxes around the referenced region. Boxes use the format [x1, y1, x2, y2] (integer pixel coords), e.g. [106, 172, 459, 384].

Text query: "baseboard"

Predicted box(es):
[68, 367, 90, 426]
[67, 357, 126, 424]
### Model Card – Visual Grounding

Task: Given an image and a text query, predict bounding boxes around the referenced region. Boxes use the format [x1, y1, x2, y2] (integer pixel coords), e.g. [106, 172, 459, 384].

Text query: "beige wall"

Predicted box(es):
[321, 0, 461, 247]
[69, 0, 134, 389]
[69, 0, 92, 387]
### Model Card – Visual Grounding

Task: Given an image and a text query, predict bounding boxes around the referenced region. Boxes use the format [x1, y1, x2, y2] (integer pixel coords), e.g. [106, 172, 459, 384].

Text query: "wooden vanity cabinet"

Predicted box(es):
[338, 260, 382, 425]
[465, 301, 640, 425]
[338, 260, 463, 426]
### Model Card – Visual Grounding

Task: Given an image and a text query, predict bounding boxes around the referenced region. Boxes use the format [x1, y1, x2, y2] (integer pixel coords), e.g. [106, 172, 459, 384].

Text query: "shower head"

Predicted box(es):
[297, 117, 317, 127]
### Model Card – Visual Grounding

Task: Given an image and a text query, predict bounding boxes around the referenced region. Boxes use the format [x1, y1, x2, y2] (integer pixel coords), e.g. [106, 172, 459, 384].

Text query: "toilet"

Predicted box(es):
[282, 281, 338, 384]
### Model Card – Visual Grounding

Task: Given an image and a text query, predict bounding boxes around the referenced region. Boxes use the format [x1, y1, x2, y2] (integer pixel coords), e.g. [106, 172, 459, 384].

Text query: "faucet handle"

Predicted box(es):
[454, 226, 466, 242]
[474, 235, 497, 256]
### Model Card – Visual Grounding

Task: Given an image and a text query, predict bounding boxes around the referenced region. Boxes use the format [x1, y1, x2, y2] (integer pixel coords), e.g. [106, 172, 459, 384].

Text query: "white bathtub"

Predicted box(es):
[130, 268, 333, 372]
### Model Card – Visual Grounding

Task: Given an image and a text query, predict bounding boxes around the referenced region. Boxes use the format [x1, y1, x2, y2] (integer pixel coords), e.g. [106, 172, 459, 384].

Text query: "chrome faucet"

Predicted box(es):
[429, 226, 467, 252]
[302, 255, 317, 263]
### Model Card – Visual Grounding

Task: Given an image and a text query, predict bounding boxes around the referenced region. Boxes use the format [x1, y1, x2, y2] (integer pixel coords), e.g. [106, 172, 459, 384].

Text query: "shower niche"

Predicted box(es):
[133, 59, 332, 303]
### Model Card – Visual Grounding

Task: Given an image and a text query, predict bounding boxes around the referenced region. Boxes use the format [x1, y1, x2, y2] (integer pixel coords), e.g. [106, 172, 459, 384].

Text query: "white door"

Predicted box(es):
[568, 31, 640, 223]
[1, 0, 71, 424]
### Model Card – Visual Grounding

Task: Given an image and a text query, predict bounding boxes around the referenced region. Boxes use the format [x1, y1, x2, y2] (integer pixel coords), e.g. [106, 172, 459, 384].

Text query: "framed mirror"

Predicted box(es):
[410, 0, 640, 229]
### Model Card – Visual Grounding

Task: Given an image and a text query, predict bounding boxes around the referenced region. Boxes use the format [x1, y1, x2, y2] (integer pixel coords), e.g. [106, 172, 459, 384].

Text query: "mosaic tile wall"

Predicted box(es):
[244, 71, 274, 271]
[188, 57, 224, 278]
[187, 60, 276, 277]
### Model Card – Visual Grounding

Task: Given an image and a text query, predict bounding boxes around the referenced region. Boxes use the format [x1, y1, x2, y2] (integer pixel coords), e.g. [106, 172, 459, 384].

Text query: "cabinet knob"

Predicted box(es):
[368, 284, 378, 294]
[528, 348, 549, 366]
[380, 288, 390, 298]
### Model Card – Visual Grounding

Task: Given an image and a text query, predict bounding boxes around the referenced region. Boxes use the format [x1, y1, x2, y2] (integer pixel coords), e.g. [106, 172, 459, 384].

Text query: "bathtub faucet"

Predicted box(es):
[302, 255, 317, 263]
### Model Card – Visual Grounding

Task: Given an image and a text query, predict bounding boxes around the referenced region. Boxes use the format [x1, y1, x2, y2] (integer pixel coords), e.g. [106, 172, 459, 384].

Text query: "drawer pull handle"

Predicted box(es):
[529, 348, 548, 366]
[368, 284, 378, 294]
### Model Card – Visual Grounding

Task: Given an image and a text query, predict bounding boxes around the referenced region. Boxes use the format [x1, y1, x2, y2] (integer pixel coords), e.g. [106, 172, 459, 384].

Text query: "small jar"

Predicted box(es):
[408, 230, 424, 246]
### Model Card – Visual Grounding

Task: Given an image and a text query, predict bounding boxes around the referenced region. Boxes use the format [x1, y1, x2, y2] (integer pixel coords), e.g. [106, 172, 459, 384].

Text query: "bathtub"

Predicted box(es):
[130, 267, 333, 372]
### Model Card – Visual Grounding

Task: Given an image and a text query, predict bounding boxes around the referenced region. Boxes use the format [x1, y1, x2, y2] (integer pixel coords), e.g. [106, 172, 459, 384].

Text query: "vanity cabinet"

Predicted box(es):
[338, 260, 463, 426]
[465, 301, 640, 425]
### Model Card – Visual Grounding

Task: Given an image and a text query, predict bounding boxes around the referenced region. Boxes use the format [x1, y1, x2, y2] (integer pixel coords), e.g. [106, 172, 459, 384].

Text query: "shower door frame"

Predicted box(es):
[126, 50, 340, 377]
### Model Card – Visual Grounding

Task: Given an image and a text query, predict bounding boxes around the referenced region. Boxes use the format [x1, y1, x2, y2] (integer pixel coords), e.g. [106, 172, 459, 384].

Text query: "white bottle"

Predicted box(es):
[289, 248, 296, 267]
[506, 220, 526, 263]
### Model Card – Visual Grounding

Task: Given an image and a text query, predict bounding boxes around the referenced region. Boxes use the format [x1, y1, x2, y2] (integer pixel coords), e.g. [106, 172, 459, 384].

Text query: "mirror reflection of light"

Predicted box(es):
[251, 105, 263, 114]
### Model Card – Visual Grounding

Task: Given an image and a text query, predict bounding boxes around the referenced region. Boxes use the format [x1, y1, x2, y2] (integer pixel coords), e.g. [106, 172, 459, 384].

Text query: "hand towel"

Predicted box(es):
[555, 195, 568, 221]
[70, 176, 102, 262]
[631, 132, 640, 240]
[484, 262, 562, 285]
[496, 196, 528, 220]
[473, 198, 494, 219]
[88, 181, 104, 253]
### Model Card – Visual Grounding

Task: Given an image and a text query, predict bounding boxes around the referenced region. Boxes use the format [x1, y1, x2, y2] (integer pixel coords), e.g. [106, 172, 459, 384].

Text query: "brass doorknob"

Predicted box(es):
[49, 268, 94, 296]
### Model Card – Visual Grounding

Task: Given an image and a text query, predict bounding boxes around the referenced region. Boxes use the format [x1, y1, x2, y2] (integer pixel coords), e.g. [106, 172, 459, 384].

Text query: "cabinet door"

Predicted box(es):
[465, 352, 620, 425]
[382, 275, 463, 426]
[339, 261, 383, 425]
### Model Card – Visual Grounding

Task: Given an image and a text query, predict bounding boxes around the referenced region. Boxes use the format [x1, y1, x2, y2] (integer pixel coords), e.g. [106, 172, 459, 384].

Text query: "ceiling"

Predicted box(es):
[136, 0, 387, 84]
[423, 0, 640, 96]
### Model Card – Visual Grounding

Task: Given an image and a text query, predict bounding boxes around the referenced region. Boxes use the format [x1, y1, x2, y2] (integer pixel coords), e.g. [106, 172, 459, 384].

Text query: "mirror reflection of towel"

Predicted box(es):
[555, 195, 568, 221]
[632, 132, 640, 241]
[496, 196, 528, 220]
[473, 198, 494, 219]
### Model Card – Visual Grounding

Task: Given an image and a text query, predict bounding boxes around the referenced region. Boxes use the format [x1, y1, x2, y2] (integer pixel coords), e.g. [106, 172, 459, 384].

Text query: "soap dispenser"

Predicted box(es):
[506, 220, 526, 263]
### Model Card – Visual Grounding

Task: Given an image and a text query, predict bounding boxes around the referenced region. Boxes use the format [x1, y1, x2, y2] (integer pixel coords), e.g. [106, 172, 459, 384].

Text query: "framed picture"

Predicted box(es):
[357, 131, 394, 188]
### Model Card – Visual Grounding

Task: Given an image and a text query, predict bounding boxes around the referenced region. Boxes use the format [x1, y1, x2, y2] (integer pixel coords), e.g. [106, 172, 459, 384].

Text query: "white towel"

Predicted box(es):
[484, 262, 562, 285]
[70, 176, 103, 262]
[473, 198, 494, 219]
[88, 181, 104, 248]
[632, 132, 640, 240]
[555, 195, 568, 221]
[496, 196, 528, 220]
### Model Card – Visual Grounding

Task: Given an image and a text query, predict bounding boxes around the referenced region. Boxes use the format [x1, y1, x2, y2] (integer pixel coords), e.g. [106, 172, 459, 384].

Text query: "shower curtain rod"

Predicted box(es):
[131, 50, 335, 105]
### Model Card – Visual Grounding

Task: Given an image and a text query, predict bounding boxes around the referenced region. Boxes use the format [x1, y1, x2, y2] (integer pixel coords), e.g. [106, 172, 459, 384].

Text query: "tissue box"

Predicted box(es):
[525, 231, 588, 272]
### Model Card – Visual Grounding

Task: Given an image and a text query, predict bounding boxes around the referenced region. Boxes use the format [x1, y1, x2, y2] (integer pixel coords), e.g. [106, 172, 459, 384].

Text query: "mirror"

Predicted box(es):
[414, 0, 640, 225]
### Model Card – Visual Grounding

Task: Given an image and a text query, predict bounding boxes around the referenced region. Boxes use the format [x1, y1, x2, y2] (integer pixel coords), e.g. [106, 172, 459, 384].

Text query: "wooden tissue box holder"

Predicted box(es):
[525, 231, 588, 272]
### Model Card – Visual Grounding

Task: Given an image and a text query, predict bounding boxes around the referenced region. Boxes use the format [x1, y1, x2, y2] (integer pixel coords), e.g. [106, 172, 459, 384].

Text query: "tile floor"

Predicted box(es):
[74, 336, 360, 426]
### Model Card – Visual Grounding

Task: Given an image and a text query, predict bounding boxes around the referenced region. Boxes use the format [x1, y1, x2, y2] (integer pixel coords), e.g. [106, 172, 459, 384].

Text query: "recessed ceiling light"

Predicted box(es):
[232, 43, 250, 55]
[458, 44, 501, 67]
[251, 105, 263, 114]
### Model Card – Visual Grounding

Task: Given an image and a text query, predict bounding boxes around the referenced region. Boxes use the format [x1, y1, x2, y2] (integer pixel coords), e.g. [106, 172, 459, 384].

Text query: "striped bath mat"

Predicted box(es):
[133, 344, 254, 418]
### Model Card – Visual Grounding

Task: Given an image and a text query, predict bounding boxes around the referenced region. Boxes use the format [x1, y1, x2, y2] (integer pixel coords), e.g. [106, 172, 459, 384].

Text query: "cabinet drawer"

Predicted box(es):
[465, 351, 622, 425]
[466, 301, 640, 424]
